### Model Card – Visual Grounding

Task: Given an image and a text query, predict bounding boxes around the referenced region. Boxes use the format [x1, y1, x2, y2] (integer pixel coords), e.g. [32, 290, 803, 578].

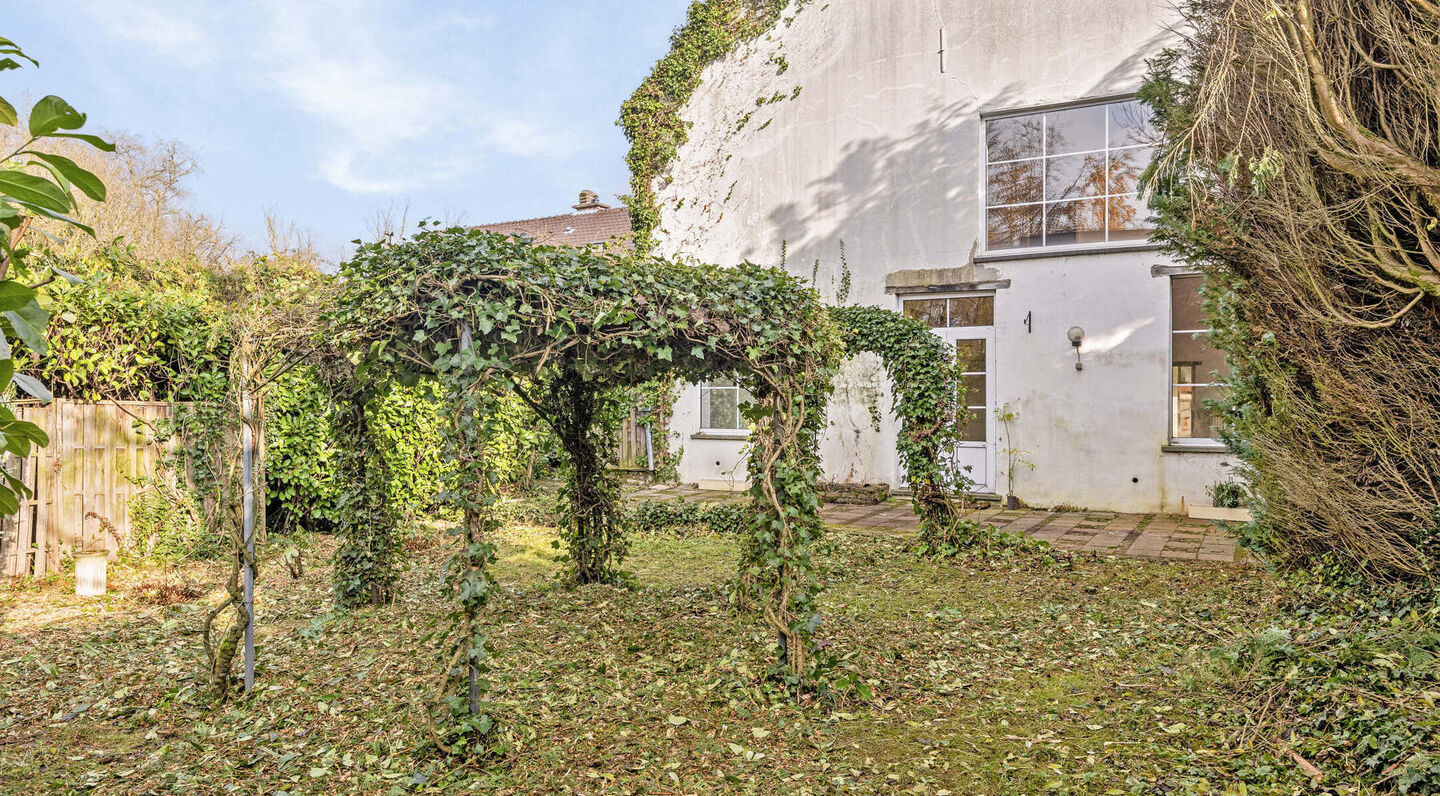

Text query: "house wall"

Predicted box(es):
[657, 0, 1235, 512]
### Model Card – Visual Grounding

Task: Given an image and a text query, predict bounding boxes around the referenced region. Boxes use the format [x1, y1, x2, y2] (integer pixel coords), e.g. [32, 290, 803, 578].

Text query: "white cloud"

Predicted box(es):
[75, 0, 588, 195]
[250, 0, 586, 194]
[75, 0, 217, 68]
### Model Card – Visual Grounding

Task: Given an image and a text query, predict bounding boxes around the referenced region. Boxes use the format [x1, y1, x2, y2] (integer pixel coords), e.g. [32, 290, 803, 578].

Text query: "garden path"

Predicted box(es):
[627, 484, 1245, 563]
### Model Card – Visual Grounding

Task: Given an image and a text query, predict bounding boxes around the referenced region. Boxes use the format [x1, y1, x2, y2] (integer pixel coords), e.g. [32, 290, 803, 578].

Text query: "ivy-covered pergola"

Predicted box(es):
[325, 228, 838, 742]
[322, 228, 967, 751]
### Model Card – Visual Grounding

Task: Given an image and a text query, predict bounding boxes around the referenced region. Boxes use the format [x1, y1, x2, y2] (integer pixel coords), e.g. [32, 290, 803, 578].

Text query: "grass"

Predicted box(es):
[0, 519, 1292, 795]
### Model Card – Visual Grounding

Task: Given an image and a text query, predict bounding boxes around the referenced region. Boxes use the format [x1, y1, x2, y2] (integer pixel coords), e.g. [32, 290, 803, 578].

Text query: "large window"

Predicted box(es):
[985, 98, 1157, 251]
[700, 377, 752, 432]
[1170, 276, 1229, 443]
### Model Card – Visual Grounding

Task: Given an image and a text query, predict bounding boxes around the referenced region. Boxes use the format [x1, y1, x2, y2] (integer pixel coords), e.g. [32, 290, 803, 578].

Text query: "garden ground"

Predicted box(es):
[1, 513, 1291, 795]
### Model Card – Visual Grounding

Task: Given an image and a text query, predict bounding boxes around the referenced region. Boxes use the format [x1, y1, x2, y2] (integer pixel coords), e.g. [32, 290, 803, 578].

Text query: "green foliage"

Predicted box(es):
[0, 34, 114, 516]
[1210, 576, 1440, 792]
[264, 365, 342, 531]
[619, 0, 789, 252]
[827, 305, 967, 547]
[1208, 480, 1245, 510]
[36, 246, 229, 401]
[329, 391, 401, 608]
[630, 499, 748, 536]
[127, 474, 216, 562]
[369, 380, 452, 515]
[330, 226, 842, 689]
[913, 516, 1058, 564]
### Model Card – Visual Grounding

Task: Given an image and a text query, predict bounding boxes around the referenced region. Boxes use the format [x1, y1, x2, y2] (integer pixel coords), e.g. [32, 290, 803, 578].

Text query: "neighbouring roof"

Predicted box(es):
[472, 205, 633, 249]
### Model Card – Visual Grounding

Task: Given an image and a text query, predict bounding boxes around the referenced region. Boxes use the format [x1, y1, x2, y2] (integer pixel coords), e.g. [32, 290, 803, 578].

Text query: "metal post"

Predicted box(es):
[241, 354, 256, 693]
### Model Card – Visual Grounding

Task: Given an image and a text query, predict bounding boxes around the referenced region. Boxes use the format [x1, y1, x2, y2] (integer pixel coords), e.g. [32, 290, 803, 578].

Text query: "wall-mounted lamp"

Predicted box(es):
[1067, 326, 1085, 371]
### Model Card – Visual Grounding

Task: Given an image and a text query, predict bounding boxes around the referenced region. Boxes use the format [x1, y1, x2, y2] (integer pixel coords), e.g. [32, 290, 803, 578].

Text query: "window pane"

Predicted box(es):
[1173, 332, 1228, 383]
[987, 160, 1042, 206]
[955, 339, 986, 373]
[1109, 100, 1157, 147]
[1045, 152, 1107, 201]
[961, 373, 987, 400]
[1107, 194, 1154, 241]
[987, 205, 1043, 249]
[1171, 384, 1226, 439]
[1170, 275, 1208, 330]
[1108, 146, 1154, 196]
[948, 296, 994, 327]
[987, 114, 1043, 161]
[1045, 198, 1106, 245]
[903, 298, 947, 328]
[959, 408, 987, 442]
[703, 386, 740, 429]
[1045, 104, 1107, 155]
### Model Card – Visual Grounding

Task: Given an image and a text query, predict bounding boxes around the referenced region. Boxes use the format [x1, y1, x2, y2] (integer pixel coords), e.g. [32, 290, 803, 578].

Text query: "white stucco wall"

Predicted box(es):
[656, 0, 1235, 512]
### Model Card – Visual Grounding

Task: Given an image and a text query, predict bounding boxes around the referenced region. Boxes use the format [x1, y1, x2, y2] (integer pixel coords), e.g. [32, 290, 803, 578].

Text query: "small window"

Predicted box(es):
[700, 377, 753, 432]
[985, 98, 1157, 251]
[1170, 276, 1230, 442]
[902, 296, 995, 328]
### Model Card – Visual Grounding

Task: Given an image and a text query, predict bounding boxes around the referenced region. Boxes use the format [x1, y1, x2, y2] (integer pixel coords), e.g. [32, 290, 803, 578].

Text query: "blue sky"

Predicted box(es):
[8, 1, 690, 260]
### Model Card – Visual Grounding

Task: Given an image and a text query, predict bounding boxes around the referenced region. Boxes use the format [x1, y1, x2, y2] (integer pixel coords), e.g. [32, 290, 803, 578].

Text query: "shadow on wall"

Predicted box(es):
[763, 89, 1036, 299]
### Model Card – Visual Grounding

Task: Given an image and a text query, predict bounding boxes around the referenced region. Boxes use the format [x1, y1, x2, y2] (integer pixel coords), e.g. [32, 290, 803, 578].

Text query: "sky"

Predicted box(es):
[7, 0, 691, 261]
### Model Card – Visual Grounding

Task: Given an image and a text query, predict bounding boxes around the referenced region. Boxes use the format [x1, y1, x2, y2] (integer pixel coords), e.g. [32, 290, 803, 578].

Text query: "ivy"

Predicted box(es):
[619, 0, 790, 252]
[327, 227, 843, 739]
[828, 305, 969, 547]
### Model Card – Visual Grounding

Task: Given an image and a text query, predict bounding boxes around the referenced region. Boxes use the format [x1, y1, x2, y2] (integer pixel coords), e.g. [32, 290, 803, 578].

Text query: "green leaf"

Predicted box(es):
[27, 95, 85, 137]
[47, 133, 115, 152]
[0, 96, 15, 127]
[0, 169, 72, 213]
[0, 281, 36, 313]
[12, 373, 50, 402]
[4, 199, 93, 237]
[3, 301, 48, 355]
[29, 153, 104, 201]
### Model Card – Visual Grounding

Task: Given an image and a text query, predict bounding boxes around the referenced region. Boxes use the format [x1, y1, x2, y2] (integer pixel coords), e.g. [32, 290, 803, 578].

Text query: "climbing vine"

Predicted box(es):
[326, 227, 842, 736]
[619, 0, 790, 252]
[828, 305, 967, 548]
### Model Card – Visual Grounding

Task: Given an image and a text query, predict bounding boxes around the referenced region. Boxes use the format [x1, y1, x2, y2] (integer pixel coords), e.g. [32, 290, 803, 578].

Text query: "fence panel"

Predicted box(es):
[616, 409, 652, 472]
[2, 400, 175, 577]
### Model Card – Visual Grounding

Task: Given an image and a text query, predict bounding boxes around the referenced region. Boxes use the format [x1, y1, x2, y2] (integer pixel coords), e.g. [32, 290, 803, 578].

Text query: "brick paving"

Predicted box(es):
[628, 485, 1246, 564]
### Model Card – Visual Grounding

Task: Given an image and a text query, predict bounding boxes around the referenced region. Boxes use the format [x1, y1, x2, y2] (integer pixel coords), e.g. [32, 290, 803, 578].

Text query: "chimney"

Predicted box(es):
[573, 189, 610, 212]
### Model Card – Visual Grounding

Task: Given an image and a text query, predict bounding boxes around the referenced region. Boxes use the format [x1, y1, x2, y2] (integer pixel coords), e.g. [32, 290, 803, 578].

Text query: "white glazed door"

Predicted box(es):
[899, 294, 997, 494]
[940, 326, 996, 493]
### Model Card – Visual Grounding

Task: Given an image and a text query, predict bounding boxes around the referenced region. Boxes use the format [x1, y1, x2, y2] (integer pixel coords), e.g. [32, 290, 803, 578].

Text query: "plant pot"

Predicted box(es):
[75, 552, 108, 597]
[1004, 495, 1019, 510]
[1187, 505, 1253, 523]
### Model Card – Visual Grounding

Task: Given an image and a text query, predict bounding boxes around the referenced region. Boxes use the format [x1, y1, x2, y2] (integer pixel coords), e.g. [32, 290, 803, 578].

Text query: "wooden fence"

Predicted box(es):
[617, 408, 652, 472]
[1, 400, 176, 577]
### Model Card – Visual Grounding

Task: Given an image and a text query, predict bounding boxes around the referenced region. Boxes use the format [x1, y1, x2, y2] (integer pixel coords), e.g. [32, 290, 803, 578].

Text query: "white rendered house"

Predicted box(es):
[653, 0, 1234, 513]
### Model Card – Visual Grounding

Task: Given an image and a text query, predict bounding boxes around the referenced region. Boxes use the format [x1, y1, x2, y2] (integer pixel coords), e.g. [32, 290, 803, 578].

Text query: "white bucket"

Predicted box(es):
[75, 553, 108, 597]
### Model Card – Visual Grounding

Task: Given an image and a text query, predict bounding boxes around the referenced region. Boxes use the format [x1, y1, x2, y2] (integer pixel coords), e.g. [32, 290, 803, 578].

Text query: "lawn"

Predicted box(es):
[1, 518, 1285, 795]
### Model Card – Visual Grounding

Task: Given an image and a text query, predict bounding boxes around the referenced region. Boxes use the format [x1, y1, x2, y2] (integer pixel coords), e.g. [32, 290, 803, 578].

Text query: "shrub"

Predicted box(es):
[1211, 576, 1440, 792]
[630, 500, 749, 536]
[1208, 480, 1246, 510]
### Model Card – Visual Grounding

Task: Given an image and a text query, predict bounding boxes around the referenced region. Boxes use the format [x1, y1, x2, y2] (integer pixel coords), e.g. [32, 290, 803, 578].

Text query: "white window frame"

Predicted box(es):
[981, 95, 1157, 256]
[698, 378, 752, 435]
[1167, 275, 1227, 448]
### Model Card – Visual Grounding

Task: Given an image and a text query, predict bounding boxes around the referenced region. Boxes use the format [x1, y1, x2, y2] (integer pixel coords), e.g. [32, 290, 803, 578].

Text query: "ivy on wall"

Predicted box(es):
[619, 0, 789, 252]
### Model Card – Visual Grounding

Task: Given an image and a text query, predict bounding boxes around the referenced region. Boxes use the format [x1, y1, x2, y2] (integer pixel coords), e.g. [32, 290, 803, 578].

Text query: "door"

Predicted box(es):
[900, 294, 997, 493]
[943, 328, 995, 492]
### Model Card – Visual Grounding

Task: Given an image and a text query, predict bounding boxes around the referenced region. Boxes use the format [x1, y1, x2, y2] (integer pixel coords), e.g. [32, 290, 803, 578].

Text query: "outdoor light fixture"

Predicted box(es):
[1067, 326, 1085, 371]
